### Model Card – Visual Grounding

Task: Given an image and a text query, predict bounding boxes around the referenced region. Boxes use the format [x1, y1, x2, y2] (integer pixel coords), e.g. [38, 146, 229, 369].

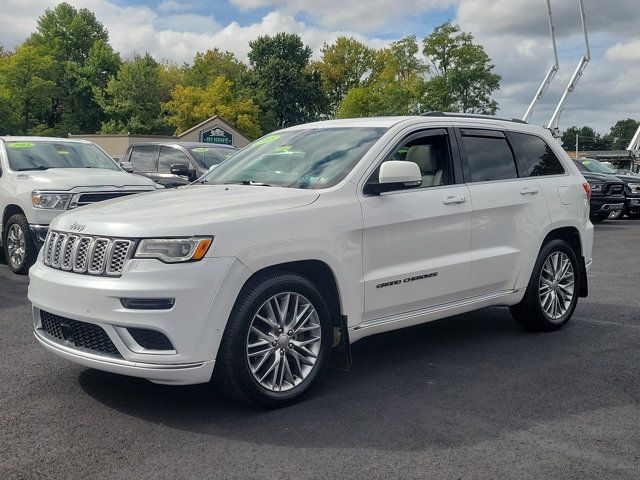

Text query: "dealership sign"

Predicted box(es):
[201, 126, 234, 145]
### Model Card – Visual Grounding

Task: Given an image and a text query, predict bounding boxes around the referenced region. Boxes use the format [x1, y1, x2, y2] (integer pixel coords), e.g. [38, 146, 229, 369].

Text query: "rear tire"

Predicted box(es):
[3, 214, 37, 275]
[510, 239, 580, 332]
[216, 271, 333, 408]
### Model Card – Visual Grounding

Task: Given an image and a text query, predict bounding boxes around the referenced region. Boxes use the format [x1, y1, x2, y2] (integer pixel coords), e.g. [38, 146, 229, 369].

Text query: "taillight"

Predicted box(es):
[582, 182, 592, 199]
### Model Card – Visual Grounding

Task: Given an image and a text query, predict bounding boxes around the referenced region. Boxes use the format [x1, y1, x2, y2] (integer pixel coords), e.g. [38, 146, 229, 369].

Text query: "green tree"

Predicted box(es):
[26, 3, 120, 134]
[607, 118, 639, 150]
[163, 76, 261, 139]
[561, 126, 611, 152]
[422, 22, 500, 114]
[0, 45, 58, 134]
[97, 54, 172, 135]
[184, 49, 246, 88]
[336, 36, 426, 118]
[314, 37, 374, 115]
[243, 33, 327, 130]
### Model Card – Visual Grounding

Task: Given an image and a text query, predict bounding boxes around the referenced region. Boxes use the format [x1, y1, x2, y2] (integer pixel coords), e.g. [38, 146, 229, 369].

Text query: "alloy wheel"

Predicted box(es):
[246, 292, 322, 392]
[538, 251, 575, 320]
[7, 224, 26, 269]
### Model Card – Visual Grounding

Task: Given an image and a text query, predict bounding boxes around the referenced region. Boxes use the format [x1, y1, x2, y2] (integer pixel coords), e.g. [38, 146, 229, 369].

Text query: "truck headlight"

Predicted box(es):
[134, 237, 212, 263]
[628, 183, 640, 191]
[588, 182, 604, 192]
[32, 191, 72, 209]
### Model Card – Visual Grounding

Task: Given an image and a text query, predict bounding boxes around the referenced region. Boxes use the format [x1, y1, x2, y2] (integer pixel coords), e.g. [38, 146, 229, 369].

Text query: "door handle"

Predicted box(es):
[520, 186, 539, 195]
[442, 195, 467, 205]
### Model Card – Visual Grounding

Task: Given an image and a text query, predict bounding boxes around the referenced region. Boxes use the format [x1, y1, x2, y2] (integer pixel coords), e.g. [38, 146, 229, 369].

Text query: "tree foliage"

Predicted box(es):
[608, 118, 639, 150]
[96, 54, 172, 135]
[184, 49, 246, 88]
[561, 126, 611, 151]
[163, 76, 261, 138]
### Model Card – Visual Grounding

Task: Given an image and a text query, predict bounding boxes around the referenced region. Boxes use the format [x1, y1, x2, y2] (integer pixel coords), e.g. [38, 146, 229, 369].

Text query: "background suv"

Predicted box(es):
[29, 114, 593, 407]
[123, 142, 237, 188]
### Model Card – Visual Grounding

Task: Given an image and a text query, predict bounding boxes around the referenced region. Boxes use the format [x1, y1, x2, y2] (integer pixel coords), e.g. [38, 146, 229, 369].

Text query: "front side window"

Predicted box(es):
[5, 141, 120, 171]
[368, 131, 453, 189]
[461, 133, 518, 182]
[129, 146, 158, 172]
[201, 127, 387, 189]
[510, 132, 565, 176]
[188, 146, 236, 168]
[158, 147, 192, 173]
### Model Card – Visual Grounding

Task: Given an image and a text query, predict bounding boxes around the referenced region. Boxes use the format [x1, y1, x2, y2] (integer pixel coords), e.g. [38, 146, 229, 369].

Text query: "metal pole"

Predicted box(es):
[576, 134, 579, 159]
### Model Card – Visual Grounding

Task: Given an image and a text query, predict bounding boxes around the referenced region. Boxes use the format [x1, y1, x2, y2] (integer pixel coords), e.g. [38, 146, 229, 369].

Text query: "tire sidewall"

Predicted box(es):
[3, 214, 36, 275]
[529, 240, 580, 328]
[225, 273, 333, 407]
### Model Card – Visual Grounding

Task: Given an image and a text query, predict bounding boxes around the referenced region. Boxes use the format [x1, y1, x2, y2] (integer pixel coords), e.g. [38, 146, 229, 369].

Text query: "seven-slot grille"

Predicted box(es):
[608, 184, 623, 195]
[43, 231, 134, 276]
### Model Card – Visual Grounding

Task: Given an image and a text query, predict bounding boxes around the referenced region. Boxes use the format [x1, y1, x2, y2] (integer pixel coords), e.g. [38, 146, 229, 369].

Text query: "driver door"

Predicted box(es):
[359, 128, 473, 322]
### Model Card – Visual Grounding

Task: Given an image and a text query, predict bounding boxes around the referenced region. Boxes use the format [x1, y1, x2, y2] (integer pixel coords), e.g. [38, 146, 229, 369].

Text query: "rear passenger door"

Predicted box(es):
[129, 145, 159, 183]
[457, 128, 549, 295]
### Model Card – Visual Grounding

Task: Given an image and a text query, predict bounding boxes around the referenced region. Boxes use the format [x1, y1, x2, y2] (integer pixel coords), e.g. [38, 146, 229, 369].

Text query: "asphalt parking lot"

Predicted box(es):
[1, 222, 639, 479]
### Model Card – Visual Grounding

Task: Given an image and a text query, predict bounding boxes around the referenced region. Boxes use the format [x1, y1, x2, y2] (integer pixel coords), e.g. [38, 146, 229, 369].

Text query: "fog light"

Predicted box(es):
[120, 298, 175, 310]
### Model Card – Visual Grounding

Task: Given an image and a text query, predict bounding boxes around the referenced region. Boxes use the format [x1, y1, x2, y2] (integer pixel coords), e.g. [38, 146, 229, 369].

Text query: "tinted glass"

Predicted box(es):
[202, 127, 386, 189]
[462, 135, 517, 182]
[577, 158, 616, 174]
[5, 141, 120, 171]
[158, 146, 192, 173]
[130, 146, 157, 172]
[573, 160, 589, 172]
[188, 146, 236, 168]
[510, 132, 564, 176]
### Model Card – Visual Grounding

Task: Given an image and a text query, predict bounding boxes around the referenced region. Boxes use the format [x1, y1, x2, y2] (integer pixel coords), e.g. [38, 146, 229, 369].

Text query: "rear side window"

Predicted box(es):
[510, 132, 565, 176]
[461, 133, 518, 182]
[158, 147, 191, 173]
[129, 146, 157, 172]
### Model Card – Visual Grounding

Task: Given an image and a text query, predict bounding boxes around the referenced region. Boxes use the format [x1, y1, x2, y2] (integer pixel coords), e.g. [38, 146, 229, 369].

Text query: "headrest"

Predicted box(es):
[405, 145, 436, 174]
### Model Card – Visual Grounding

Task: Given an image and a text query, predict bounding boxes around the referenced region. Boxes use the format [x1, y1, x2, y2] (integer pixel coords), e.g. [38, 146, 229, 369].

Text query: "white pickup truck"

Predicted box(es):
[0, 137, 158, 274]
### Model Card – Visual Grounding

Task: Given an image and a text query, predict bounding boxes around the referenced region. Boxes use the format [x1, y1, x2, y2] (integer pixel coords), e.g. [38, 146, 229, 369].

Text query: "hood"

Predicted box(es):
[580, 171, 622, 184]
[615, 173, 640, 185]
[50, 185, 320, 237]
[11, 168, 156, 190]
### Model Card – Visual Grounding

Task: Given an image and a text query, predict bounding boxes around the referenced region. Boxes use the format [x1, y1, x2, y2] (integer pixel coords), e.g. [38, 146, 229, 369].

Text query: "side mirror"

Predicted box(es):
[364, 161, 422, 195]
[170, 163, 192, 177]
[120, 161, 134, 173]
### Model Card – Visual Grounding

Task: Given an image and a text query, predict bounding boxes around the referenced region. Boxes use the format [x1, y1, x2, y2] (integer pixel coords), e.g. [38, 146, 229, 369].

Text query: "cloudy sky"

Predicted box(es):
[1, 0, 638, 135]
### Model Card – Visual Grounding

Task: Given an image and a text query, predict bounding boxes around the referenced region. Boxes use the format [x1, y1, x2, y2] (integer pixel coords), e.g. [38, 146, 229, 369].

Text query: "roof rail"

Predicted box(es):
[421, 111, 529, 125]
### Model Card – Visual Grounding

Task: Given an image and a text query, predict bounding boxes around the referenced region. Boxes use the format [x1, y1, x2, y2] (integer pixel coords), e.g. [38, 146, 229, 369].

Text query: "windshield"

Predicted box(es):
[188, 146, 237, 169]
[577, 158, 616, 174]
[201, 127, 387, 189]
[5, 141, 120, 171]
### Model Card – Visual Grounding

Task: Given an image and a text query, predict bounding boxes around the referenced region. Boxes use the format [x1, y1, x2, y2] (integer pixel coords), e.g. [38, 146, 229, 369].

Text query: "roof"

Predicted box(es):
[0, 136, 91, 144]
[127, 141, 238, 148]
[178, 115, 249, 140]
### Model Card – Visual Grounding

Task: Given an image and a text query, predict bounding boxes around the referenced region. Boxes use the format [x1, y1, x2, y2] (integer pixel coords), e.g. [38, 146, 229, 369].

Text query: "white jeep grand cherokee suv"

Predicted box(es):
[1, 137, 158, 274]
[28, 114, 593, 407]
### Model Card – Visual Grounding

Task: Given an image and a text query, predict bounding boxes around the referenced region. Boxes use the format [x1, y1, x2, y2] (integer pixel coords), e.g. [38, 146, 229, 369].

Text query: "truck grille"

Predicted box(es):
[43, 231, 135, 277]
[40, 310, 121, 357]
[70, 191, 142, 208]
[608, 184, 623, 195]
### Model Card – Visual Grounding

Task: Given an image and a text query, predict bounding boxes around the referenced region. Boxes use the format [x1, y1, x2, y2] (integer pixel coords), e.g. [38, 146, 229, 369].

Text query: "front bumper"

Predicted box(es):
[28, 255, 246, 385]
[590, 196, 624, 214]
[624, 196, 640, 211]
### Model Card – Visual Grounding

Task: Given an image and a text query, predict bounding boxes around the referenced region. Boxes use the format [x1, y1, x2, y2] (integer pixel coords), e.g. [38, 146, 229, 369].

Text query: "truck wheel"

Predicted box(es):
[589, 213, 607, 223]
[216, 271, 332, 408]
[510, 239, 580, 332]
[3, 214, 37, 275]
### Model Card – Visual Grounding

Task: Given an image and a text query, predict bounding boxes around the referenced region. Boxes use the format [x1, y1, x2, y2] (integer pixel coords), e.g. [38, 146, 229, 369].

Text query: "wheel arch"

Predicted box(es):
[2, 204, 26, 240]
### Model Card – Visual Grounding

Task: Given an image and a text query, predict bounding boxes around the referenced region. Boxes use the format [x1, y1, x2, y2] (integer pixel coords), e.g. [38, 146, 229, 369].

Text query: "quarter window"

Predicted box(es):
[510, 132, 565, 176]
[461, 134, 518, 182]
[129, 146, 157, 172]
[158, 147, 192, 173]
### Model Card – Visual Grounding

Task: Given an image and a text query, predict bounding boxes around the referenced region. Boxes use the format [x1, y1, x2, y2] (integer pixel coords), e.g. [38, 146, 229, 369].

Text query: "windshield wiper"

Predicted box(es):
[16, 166, 50, 171]
[224, 180, 277, 187]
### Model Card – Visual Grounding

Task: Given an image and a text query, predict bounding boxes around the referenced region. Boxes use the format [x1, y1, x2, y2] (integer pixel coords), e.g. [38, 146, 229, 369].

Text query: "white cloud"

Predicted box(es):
[606, 39, 640, 62]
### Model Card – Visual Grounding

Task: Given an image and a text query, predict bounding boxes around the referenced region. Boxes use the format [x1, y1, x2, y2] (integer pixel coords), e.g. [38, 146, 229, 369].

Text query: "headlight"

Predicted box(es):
[134, 237, 212, 263]
[32, 191, 72, 209]
[588, 182, 604, 192]
[628, 183, 640, 190]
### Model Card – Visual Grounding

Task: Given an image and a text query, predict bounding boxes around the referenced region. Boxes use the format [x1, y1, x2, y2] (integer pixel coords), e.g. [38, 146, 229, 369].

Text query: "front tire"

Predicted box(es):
[3, 214, 37, 275]
[216, 272, 333, 408]
[510, 239, 580, 332]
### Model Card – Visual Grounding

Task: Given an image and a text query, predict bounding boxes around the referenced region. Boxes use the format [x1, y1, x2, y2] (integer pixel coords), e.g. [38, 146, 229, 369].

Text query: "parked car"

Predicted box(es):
[572, 159, 625, 222]
[122, 142, 238, 188]
[29, 114, 593, 407]
[0, 137, 159, 274]
[575, 158, 640, 220]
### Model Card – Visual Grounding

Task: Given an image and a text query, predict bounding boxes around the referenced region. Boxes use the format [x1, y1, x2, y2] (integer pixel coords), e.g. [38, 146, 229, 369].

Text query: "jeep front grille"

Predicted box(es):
[43, 231, 135, 277]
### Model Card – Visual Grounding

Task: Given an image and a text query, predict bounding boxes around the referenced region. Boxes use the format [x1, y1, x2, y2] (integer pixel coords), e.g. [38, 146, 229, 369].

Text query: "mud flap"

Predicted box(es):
[330, 316, 352, 371]
[578, 256, 588, 297]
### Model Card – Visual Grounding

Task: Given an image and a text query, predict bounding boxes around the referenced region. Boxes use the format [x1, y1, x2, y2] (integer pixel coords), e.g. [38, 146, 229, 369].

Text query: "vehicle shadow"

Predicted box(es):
[78, 303, 639, 452]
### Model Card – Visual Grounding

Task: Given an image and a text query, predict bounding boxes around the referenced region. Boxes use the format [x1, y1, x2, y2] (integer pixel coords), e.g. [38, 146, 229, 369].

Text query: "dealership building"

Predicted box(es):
[70, 115, 251, 159]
